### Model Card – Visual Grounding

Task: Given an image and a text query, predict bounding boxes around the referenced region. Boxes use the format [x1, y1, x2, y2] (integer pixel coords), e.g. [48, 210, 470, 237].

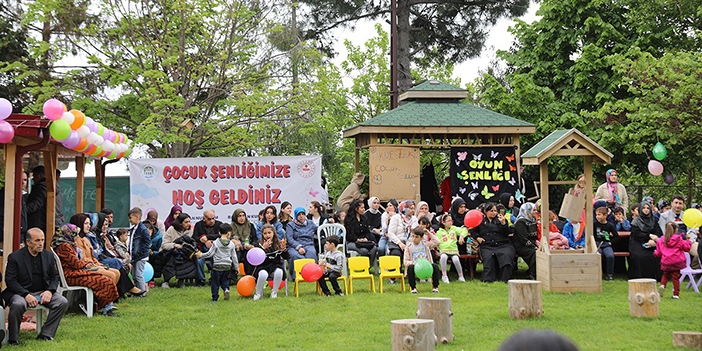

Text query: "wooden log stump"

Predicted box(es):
[416, 297, 454, 344]
[673, 332, 702, 349]
[628, 278, 659, 317]
[508, 280, 543, 319]
[391, 319, 436, 351]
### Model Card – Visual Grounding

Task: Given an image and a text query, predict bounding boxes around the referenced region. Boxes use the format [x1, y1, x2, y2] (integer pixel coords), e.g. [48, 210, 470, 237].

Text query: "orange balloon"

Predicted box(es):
[116, 152, 125, 159]
[63, 103, 67, 112]
[76, 138, 88, 151]
[85, 145, 97, 154]
[69, 110, 85, 130]
[236, 275, 256, 297]
[97, 151, 107, 158]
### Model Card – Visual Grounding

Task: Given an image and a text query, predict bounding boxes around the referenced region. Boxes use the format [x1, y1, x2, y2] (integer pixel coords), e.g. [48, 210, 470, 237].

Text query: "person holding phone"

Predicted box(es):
[471, 203, 515, 283]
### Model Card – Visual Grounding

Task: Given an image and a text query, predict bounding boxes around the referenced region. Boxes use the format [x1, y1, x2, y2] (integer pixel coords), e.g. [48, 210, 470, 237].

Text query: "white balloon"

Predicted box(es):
[87, 132, 100, 145]
[94, 136, 104, 146]
[77, 125, 90, 138]
[102, 140, 114, 151]
[61, 112, 75, 125]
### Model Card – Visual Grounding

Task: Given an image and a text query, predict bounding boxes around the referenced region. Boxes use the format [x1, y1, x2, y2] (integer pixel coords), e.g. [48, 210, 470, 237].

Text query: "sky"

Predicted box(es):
[61, 3, 540, 178]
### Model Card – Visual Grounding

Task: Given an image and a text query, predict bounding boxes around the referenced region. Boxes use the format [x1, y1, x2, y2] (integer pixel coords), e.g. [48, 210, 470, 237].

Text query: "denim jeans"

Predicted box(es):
[377, 236, 388, 256]
[597, 241, 614, 275]
[132, 258, 146, 291]
[196, 257, 206, 281]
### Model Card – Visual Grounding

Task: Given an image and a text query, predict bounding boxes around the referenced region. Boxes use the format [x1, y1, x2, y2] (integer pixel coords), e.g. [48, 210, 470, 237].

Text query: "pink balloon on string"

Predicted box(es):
[648, 160, 664, 176]
[0, 120, 15, 143]
[42, 99, 64, 121]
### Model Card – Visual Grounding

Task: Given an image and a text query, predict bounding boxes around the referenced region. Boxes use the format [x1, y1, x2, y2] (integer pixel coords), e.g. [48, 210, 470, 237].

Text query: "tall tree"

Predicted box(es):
[298, 0, 530, 94]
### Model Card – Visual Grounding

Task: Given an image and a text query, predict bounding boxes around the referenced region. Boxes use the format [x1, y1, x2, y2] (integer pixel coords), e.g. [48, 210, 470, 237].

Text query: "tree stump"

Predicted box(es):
[628, 278, 659, 317]
[416, 297, 454, 344]
[673, 332, 702, 349]
[508, 280, 543, 319]
[391, 319, 436, 351]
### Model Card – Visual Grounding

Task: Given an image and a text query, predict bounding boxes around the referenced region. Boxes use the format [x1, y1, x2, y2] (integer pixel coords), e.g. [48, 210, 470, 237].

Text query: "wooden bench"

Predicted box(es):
[458, 254, 480, 279]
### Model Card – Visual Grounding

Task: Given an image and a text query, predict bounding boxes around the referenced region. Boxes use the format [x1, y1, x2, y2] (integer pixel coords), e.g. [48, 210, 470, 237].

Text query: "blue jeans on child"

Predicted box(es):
[131, 258, 146, 292]
[210, 270, 231, 301]
[597, 241, 614, 275]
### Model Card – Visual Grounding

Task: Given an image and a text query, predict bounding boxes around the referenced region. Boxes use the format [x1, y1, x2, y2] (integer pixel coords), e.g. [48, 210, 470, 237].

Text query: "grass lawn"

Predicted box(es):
[15, 267, 702, 351]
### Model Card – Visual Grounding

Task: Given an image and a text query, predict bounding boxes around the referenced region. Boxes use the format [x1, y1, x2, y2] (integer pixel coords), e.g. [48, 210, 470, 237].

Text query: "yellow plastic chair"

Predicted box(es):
[316, 274, 348, 296]
[348, 256, 375, 294]
[378, 256, 405, 293]
[293, 258, 316, 297]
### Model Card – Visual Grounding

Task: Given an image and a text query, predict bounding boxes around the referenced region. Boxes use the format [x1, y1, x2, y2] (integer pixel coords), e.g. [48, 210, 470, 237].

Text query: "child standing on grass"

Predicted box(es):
[436, 213, 468, 284]
[317, 235, 345, 296]
[404, 227, 441, 294]
[654, 222, 692, 299]
[198, 223, 238, 302]
[252, 224, 289, 301]
[594, 206, 619, 281]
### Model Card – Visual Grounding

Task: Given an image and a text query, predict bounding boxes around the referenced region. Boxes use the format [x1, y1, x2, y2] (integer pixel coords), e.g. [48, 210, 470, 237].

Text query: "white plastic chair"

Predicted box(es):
[50, 247, 95, 317]
[317, 223, 348, 278]
[679, 252, 702, 293]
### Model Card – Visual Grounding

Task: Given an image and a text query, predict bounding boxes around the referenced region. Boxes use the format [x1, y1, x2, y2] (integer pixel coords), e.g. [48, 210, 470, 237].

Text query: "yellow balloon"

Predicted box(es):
[682, 208, 702, 228]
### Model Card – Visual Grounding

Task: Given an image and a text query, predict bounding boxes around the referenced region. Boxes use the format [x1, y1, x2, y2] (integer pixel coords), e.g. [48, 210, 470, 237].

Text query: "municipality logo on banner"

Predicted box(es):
[140, 164, 157, 181]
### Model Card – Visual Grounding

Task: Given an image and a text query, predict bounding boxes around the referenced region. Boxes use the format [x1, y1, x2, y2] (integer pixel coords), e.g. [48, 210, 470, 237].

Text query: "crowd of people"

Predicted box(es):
[1, 169, 700, 344]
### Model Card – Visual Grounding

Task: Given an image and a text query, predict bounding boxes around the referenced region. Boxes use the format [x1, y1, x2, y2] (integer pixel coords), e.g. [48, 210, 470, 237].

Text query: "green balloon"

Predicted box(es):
[414, 258, 433, 280]
[125, 149, 132, 158]
[97, 123, 104, 136]
[653, 142, 667, 160]
[49, 120, 71, 141]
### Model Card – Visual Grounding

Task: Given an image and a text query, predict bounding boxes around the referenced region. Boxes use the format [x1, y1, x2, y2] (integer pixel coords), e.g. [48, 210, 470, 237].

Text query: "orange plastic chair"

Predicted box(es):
[348, 256, 375, 294]
[378, 256, 405, 293]
[293, 259, 316, 297]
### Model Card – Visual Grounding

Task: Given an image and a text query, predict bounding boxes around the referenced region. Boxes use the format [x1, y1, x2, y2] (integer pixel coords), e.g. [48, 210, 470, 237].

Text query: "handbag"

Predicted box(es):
[355, 240, 376, 250]
[559, 187, 586, 222]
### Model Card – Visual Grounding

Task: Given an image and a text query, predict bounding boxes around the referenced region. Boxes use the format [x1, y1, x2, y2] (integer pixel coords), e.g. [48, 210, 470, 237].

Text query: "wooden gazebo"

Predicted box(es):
[342, 80, 535, 201]
[522, 128, 613, 293]
[2, 114, 110, 266]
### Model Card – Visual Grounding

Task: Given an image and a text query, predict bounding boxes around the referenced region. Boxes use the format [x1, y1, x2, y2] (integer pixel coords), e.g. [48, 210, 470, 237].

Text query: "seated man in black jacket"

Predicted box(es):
[3, 228, 68, 345]
[193, 209, 223, 253]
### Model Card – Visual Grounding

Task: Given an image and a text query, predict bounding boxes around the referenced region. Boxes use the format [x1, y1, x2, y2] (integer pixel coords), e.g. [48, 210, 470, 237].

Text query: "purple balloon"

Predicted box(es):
[246, 247, 266, 266]
[61, 131, 81, 149]
[664, 174, 675, 185]
[85, 117, 97, 133]
[0, 98, 12, 120]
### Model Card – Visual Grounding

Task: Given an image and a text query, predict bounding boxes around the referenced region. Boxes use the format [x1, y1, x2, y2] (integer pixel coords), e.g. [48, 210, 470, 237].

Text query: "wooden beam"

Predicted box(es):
[515, 135, 522, 190]
[354, 147, 360, 172]
[552, 149, 597, 156]
[584, 156, 595, 254]
[43, 146, 57, 248]
[343, 125, 536, 138]
[95, 159, 103, 212]
[3, 144, 17, 282]
[539, 161, 550, 253]
[75, 155, 85, 213]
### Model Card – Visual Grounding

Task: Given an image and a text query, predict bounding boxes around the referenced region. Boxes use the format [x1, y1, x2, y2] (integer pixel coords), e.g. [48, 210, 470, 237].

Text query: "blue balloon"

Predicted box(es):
[143, 262, 154, 282]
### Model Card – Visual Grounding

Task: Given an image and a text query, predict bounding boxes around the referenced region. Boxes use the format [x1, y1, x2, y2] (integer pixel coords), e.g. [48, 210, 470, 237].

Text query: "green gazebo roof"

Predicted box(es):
[408, 80, 464, 91]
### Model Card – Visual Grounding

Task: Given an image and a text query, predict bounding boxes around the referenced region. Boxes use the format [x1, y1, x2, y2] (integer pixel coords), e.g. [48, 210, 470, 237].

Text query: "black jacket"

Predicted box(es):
[193, 220, 223, 251]
[2, 246, 60, 306]
[26, 179, 48, 233]
[472, 216, 511, 246]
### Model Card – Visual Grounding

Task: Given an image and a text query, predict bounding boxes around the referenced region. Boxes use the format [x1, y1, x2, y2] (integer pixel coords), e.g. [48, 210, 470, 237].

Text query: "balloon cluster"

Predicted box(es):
[0, 98, 15, 143]
[647, 142, 674, 184]
[44, 99, 132, 159]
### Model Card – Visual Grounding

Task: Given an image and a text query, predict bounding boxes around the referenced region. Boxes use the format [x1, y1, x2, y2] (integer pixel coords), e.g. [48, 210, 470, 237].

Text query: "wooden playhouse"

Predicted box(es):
[521, 129, 613, 293]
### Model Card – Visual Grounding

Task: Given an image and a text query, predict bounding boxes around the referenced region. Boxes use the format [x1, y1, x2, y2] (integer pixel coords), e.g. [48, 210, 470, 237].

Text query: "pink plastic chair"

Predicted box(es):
[679, 253, 702, 293]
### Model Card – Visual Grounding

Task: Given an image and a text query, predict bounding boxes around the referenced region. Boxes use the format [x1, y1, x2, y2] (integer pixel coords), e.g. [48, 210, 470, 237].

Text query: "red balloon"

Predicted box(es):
[236, 275, 256, 297]
[267, 280, 285, 290]
[464, 209, 483, 228]
[300, 262, 323, 282]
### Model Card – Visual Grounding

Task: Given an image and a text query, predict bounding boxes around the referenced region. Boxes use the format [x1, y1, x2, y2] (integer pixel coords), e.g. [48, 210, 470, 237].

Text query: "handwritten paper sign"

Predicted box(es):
[369, 146, 420, 201]
[450, 147, 518, 209]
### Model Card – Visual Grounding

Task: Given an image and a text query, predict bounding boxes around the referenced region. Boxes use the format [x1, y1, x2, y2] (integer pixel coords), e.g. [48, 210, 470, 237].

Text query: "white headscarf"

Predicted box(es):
[366, 197, 380, 215]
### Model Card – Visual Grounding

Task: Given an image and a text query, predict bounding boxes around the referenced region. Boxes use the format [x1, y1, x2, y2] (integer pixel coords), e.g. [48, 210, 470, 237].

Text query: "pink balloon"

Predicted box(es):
[0, 120, 15, 143]
[648, 160, 664, 176]
[43, 99, 64, 121]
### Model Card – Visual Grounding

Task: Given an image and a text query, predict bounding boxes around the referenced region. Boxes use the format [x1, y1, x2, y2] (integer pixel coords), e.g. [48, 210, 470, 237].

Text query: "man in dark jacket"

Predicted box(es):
[192, 209, 221, 285]
[3, 228, 69, 345]
[27, 166, 48, 235]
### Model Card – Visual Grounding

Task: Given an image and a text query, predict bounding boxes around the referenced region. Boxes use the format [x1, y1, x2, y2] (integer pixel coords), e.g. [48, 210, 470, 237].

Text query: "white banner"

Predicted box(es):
[129, 156, 323, 222]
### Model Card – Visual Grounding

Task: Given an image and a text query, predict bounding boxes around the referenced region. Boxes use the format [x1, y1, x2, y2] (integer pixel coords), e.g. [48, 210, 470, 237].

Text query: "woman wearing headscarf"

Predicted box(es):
[387, 200, 418, 258]
[628, 201, 663, 279]
[52, 224, 120, 316]
[146, 210, 166, 238]
[449, 197, 469, 254]
[346, 199, 378, 265]
[416, 201, 439, 231]
[163, 205, 182, 230]
[499, 193, 520, 225]
[512, 203, 539, 279]
[594, 169, 629, 214]
[363, 197, 383, 242]
[90, 212, 123, 270]
[231, 208, 257, 275]
[286, 207, 318, 279]
[472, 202, 514, 282]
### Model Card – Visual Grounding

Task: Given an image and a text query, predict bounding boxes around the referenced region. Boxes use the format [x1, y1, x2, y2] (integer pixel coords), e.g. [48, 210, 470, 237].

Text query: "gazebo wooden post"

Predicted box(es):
[3, 144, 17, 275]
[76, 155, 85, 213]
[95, 159, 103, 211]
[539, 161, 550, 250]
[583, 156, 594, 253]
[43, 146, 57, 247]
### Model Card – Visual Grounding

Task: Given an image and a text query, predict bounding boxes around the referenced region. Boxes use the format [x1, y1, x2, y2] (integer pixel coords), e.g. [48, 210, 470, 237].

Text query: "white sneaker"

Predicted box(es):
[161, 282, 170, 289]
[658, 285, 665, 298]
[441, 276, 450, 284]
[270, 291, 277, 299]
[671, 295, 679, 299]
[432, 288, 439, 293]
[410, 289, 418, 294]
[458, 277, 466, 282]
[253, 293, 261, 301]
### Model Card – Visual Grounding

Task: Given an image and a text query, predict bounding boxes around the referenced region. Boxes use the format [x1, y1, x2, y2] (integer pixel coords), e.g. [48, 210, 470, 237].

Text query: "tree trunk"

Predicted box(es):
[396, 0, 412, 95]
[391, 319, 435, 351]
[508, 279, 543, 319]
[628, 278, 659, 317]
[416, 297, 454, 344]
[672, 332, 702, 349]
